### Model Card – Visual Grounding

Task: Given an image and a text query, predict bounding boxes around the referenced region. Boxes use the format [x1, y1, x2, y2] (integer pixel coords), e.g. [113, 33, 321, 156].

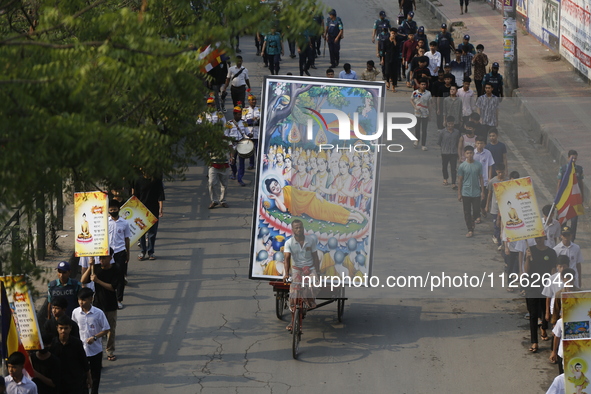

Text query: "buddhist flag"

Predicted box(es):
[1, 281, 34, 377]
[198, 42, 230, 73]
[554, 158, 585, 224]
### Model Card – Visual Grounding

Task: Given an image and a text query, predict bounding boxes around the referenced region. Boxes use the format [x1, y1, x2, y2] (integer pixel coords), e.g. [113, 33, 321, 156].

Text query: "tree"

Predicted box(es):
[0, 0, 321, 273]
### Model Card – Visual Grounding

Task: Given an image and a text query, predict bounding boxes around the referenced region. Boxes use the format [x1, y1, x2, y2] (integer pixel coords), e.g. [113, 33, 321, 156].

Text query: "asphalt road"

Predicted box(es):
[94, 0, 589, 392]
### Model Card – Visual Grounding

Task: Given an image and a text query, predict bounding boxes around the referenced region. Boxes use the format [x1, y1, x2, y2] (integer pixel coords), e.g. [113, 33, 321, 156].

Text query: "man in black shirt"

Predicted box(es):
[50, 316, 91, 394]
[31, 336, 62, 394]
[43, 296, 80, 342]
[81, 251, 120, 362]
[132, 170, 165, 260]
[524, 236, 557, 352]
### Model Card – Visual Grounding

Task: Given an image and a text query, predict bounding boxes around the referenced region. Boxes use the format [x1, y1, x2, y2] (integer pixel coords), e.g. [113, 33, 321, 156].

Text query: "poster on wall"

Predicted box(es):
[560, 0, 591, 78]
[528, 0, 561, 51]
[248, 76, 385, 280]
[74, 191, 109, 257]
[504, 36, 516, 61]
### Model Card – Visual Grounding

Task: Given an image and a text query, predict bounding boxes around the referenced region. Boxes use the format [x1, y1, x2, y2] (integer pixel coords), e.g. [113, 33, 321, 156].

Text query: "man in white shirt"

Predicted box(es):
[545, 373, 564, 394]
[553, 226, 583, 287]
[457, 77, 476, 126]
[72, 288, 110, 394]
[108, 199, 130, 309]
[242, 94, 260, 170]
[5, 352, 38, 394]
[283, 220, 321, 331]
[225, 106, 250, 186]
[223, 56, 251, 108]
[542, 256, 570, 321]
[197, 97, 226, 126]
[425, 41, 441, 81]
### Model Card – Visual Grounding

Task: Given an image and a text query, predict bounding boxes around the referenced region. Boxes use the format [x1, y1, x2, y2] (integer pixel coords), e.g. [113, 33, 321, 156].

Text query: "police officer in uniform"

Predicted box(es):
[399, 11, 417, 37]
[482, 62, 504, 98]
[372, 11, 391, 44]
[416, 26, 428, 47]
[312, 13, 324, 62]
[325, 9, 344, 68]
[436, 23, 456, 66]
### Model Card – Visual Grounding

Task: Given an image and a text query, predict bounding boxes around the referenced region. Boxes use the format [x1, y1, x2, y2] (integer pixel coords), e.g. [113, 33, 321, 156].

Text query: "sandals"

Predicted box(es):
[541, 329, 550, 341]
[452, 184, 458, 190]
[286, 324, 292, 331]
[108, 355, 117, 361]
[474, 218, 482, 224]
[443, 180, 449, 186]
[528, 345, 538, 353]
[466, 231, 473, 238]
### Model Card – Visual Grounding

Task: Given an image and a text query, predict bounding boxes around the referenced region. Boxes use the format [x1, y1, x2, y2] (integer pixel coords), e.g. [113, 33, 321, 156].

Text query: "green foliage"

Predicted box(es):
[0, 0, 321, 212]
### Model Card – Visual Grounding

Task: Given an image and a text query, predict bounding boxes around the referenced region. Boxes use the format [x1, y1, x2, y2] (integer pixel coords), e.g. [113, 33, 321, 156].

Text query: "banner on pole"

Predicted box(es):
[74, 191, 109, 257]
[120, 196, 158, 245]
[493, 176, 545, 241]
[0, 276, 43, 351]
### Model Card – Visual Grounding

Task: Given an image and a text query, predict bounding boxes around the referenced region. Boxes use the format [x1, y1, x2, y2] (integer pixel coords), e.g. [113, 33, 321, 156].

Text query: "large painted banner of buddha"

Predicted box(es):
[249, 76, 385, 280]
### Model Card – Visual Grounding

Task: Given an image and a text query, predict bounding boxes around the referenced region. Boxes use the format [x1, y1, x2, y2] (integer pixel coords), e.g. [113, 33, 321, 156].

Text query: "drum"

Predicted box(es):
[236, 139, 255, 158]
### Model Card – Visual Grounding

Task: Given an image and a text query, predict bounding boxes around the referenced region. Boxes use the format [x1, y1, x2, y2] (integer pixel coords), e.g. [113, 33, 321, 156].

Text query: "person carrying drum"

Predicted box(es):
[225, 105, 250, 186]
[283, 220, 321, 331]
[242, 95, 260, 170]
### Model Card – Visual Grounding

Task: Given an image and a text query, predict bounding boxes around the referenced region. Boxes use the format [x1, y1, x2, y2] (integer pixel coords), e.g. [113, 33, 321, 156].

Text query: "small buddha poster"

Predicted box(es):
[493, 176, 545, 242]
[563, 291, 591, 340]
[120, 196, 158, 245]
[563, 291, 591, 393]
[74, 191, 109, 257]
[248, 76, 385, 280]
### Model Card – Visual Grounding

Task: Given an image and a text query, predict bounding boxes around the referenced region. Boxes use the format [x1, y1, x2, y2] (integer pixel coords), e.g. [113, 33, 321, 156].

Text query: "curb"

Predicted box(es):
[420, 0, 464, 38]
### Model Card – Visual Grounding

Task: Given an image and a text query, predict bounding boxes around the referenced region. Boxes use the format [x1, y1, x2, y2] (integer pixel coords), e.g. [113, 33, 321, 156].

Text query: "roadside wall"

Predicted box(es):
[486, 0, 591, 81]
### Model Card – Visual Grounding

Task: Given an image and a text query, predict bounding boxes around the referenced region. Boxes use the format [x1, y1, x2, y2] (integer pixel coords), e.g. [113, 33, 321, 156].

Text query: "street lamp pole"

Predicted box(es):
[503, 0, 518, 96]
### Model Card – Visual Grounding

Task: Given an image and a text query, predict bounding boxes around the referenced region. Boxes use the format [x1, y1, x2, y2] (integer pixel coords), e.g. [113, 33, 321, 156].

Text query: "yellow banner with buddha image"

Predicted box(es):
[74, 191, 109, 257]
[120, 196, 158, 245]
[0, 275, 43, 350]
[563, 291, 591, 393]
[493, 176, 545, 242]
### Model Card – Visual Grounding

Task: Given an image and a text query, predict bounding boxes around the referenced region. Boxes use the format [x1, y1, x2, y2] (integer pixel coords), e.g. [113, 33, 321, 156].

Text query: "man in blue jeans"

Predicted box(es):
[133, 171, 165, 260]
[457, 145, 484, 238]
